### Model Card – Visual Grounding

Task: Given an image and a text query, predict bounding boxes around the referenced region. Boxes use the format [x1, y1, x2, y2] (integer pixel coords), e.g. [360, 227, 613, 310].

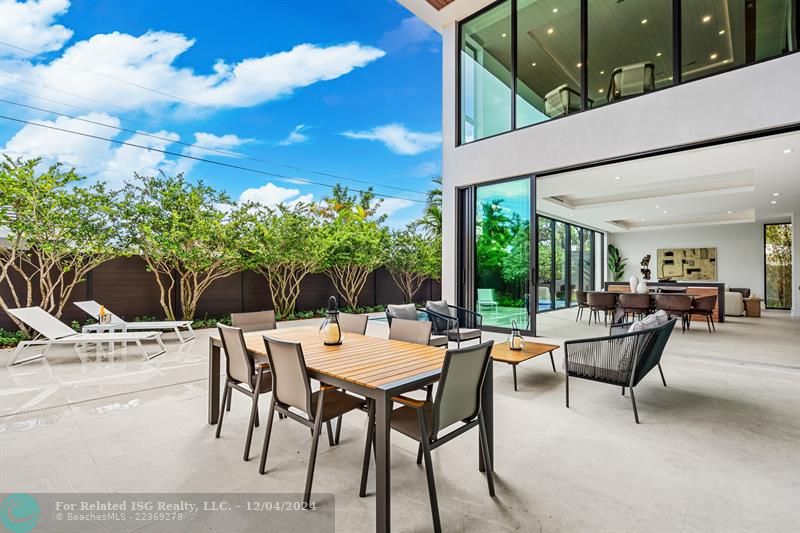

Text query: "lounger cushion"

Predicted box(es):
[387, 304, 418, 321]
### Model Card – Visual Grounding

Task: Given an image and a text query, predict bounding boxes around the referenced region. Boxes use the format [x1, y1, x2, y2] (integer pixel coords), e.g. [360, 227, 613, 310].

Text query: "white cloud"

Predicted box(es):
[1, 30, 385, 114]
[277, 124, 310, 146]
[0, 0, 73, 58]
[185, 132, 251, 157]
[238, 182, 313, 208]
[3, 112, 119, 175]
[379, 17, 437, 54]
[341, 123, 441, 155]
[101, 130, 180, 188]
[374, 197, 413, 218]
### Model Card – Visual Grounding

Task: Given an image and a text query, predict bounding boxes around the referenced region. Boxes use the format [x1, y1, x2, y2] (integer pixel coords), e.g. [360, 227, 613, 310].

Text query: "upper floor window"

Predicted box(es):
[458, 0, 797, 145]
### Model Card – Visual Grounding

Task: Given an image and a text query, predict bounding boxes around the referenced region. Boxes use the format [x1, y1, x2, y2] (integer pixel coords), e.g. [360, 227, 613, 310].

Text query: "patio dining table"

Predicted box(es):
[207, 326, 493, 533]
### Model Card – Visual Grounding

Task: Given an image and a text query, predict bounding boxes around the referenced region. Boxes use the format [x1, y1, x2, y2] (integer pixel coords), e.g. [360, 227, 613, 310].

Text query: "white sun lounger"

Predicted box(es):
[5, 306, 166, 366]
[73, 301, 196, 343]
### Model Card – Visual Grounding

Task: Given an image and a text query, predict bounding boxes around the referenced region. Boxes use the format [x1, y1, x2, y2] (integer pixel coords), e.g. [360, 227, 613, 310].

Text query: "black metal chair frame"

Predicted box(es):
[359, 342, 496, 533]
[424, 303, 483, 348]
[564, 318, 676, 423]
[215, 324, 273, 462]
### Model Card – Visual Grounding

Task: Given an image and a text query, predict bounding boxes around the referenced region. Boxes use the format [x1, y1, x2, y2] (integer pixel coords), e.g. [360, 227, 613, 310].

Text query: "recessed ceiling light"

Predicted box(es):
[598, 88, 604, 93]
[770, 200, 777, 204]
[656, 52, 662, 57]
[641, 18, 648, 24]
[613, 175, 621, 180]
[576, 62, 582, 68]
[710, 53, 718, 60]
[501, 33, 507, 38]
[668, 76, 674, 81]
[655, 205, 660, 209]
[531, 62, 537, 66]
[773, 192, 780, 196]
[552, 7, 558, 13]
[600, 70, 605, 75]
[782, 148, 793, 154]
[547, 27, 554, 35]
[662, 210, 668, 214]
[719, 29, 726, 35]
[702, 15, 712, 23]
[727, 210, 733, 214]
[641, 218, 646, 222]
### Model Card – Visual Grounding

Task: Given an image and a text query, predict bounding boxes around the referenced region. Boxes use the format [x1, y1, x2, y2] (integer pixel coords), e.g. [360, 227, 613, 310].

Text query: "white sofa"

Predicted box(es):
[724, 291, 745, 316]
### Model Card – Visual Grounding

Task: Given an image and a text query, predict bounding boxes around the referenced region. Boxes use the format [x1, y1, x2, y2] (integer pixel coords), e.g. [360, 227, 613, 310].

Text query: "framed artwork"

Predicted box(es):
[657, 248, 717, 280]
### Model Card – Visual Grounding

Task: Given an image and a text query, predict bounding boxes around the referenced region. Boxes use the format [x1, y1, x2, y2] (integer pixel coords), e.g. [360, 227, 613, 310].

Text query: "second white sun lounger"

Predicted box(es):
[73, 300, 196, 343]
[5, 306, 166, 366]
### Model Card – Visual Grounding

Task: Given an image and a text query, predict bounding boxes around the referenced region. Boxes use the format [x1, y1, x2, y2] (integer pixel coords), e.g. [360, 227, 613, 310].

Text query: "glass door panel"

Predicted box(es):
[475, 178, 531, 329]
[554, 221, 568, 309]
[537, 216, 555, 312]
[583, 228, 594, 291]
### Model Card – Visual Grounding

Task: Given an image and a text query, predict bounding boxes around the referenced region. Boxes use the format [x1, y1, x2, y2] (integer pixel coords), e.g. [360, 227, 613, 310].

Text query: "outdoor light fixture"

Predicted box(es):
[319, 296, 344, 346]
[507, 321, 524, 351]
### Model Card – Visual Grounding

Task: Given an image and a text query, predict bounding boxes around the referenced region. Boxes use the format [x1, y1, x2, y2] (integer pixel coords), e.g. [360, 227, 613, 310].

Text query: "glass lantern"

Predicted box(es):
[319, 296, 344, 346]
[507, 320, 524, 351]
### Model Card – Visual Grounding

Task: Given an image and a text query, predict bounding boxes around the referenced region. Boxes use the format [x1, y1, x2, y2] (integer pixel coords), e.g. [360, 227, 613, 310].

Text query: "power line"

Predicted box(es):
[0, 73, 135, 113]
[0, 114, 427, 204]
[0, 97, 430, 196]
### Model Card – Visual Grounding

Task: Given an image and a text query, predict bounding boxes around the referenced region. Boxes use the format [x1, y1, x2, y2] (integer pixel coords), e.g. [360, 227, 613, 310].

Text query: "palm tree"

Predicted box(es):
[416, 175, 442, 237]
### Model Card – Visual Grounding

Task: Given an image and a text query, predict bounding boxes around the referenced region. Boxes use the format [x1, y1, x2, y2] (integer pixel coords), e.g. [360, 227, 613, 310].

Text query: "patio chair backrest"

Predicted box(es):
[386, 304, 418, 326]
[477, 288, 495, 302]
[74, 300, 125, 324]
[692, 295, 717, 312]
[425, 300, 454, 334]
[631, 318, 677, 387]
[339, 312, 368, 335]
[588, 291, 617, 308]
[231, 310, 276, 332]
[263, 336, 313, 417]
[433, 341, 493, 435]
[217, 324, 255, 385]
[6, 307, 77, 340]
[389, 318, 432, 345]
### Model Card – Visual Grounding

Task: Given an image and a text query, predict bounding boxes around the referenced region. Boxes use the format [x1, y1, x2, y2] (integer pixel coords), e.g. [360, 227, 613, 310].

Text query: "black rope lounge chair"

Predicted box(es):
[564, 318, 677, 423]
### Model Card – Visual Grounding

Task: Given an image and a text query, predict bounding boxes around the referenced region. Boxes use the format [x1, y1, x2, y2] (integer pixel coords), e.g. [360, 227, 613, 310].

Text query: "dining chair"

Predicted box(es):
[587, 292, 617, 326]
[618, 293, 651, 321]
[258, 336, 366, 506]
[215, 324, 272, 461]
[388, 318, 432, 345]
[655, 294, 693, 333]
[359, 341, 496, 533]
[574, 290, 590, 322]
[688, 295, 717, 333]
[231, 310, 276, 332]
[338, 312, 368, 335]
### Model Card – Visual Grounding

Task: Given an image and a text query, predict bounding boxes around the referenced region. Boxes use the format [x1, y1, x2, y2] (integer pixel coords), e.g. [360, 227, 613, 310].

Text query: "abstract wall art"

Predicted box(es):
[657, 248, 717, 280]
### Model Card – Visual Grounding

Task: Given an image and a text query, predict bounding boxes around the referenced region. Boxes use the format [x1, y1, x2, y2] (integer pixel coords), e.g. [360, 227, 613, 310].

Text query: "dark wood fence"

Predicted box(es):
[0, 256, 441, 330]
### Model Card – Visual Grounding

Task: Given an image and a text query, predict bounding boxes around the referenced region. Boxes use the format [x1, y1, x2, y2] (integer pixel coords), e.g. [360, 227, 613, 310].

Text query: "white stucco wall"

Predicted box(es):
[439, 34, 800, 302]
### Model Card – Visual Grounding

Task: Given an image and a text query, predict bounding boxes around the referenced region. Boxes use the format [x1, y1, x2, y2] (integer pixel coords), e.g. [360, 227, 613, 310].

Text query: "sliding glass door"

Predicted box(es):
[475, 178, 532, 330]
[764, 223, 793, 310]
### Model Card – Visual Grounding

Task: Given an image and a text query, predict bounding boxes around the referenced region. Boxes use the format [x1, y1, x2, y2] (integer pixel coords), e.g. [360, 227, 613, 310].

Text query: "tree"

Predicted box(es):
[385, 229, 441, 303]
[415, 175, 442, 237]
[239, 203, 324, 318]
[0, 156, 120, 333]
[501, 219, 530, 285]
[317, 184, 384, 222]
[119, 173, 243, 320]
[765, 223, 792, 308]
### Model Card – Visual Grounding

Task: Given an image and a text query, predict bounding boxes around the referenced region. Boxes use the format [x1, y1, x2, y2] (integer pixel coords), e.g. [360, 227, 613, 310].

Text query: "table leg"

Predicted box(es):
[480, 361, 494, 472]
[549, 351, 557, 373]
[208, 338, 220, 425]
[375, 392, 391, 533]
[512, 364, 518, 392]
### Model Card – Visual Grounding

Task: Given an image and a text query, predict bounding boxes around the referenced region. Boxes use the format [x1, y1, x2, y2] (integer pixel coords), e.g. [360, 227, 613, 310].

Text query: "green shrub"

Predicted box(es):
[0, 328, 29, 348]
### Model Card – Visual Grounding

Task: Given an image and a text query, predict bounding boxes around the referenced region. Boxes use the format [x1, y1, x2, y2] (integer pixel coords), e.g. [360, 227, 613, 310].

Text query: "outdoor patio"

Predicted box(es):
[2, 309, 798, 532]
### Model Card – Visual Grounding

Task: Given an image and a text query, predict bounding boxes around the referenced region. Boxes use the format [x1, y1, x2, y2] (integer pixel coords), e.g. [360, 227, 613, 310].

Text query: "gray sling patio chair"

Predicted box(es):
[231, 310, 276, 332]
[564, 317, 676, 423]
[258, 336, 366, 506]
[359, 341, 496, 533]
[338, 312, 369, 335]
[6, 306, 165, 366]
[389, 318, 433, 345]
[215, 324, 272, 461]
[74, 300, 195, 343]
[386, 304, 447, 347]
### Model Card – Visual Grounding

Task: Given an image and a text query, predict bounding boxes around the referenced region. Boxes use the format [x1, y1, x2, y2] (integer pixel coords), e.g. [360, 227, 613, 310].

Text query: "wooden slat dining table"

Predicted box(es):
[207, 326, 493, 533]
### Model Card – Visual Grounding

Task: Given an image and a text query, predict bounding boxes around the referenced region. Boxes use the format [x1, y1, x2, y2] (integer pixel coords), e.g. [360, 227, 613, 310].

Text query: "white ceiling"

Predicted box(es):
[536, 131, 800, 233]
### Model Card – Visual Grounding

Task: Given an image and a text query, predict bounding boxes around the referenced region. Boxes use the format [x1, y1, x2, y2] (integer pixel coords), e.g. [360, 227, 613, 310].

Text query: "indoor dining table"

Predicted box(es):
[207, 326, 493, 533]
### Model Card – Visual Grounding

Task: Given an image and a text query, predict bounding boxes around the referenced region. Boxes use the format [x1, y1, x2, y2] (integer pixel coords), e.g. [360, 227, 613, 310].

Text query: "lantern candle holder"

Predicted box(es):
[319, 296, 344, 346]
[507, 320, 524, 351]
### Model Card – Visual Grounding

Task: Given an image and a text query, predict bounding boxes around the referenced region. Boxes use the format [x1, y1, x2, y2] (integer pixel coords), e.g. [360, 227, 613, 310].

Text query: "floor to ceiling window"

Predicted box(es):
[588, 0, 674, 107]
[536, 215, 598, 312]
[516, 0, 582, 127]
[475, 178, 531, 328]
[764, 222, 793, 309]
[460, 0, 513, 143]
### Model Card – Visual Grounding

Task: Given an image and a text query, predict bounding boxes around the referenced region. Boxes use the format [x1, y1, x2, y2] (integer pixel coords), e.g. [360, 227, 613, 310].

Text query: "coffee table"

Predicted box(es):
[492, 341, 560, 391]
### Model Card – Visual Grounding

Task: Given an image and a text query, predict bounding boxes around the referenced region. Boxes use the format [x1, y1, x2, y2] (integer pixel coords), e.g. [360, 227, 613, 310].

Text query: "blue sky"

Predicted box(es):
[0, 0, 442, 227]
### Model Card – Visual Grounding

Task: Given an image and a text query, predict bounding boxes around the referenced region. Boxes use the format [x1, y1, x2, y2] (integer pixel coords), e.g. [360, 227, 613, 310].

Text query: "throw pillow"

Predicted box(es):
[388, 303, 418, 321]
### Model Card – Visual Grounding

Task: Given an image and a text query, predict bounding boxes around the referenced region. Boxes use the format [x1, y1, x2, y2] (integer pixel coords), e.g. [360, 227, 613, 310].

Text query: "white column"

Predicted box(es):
[441, 21, 457, 303]
[792, 211, 800, 317]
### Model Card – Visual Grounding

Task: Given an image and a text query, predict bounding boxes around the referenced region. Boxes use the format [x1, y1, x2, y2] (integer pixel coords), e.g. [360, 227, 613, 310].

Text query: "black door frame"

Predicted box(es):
[763, 222, 793, 310]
